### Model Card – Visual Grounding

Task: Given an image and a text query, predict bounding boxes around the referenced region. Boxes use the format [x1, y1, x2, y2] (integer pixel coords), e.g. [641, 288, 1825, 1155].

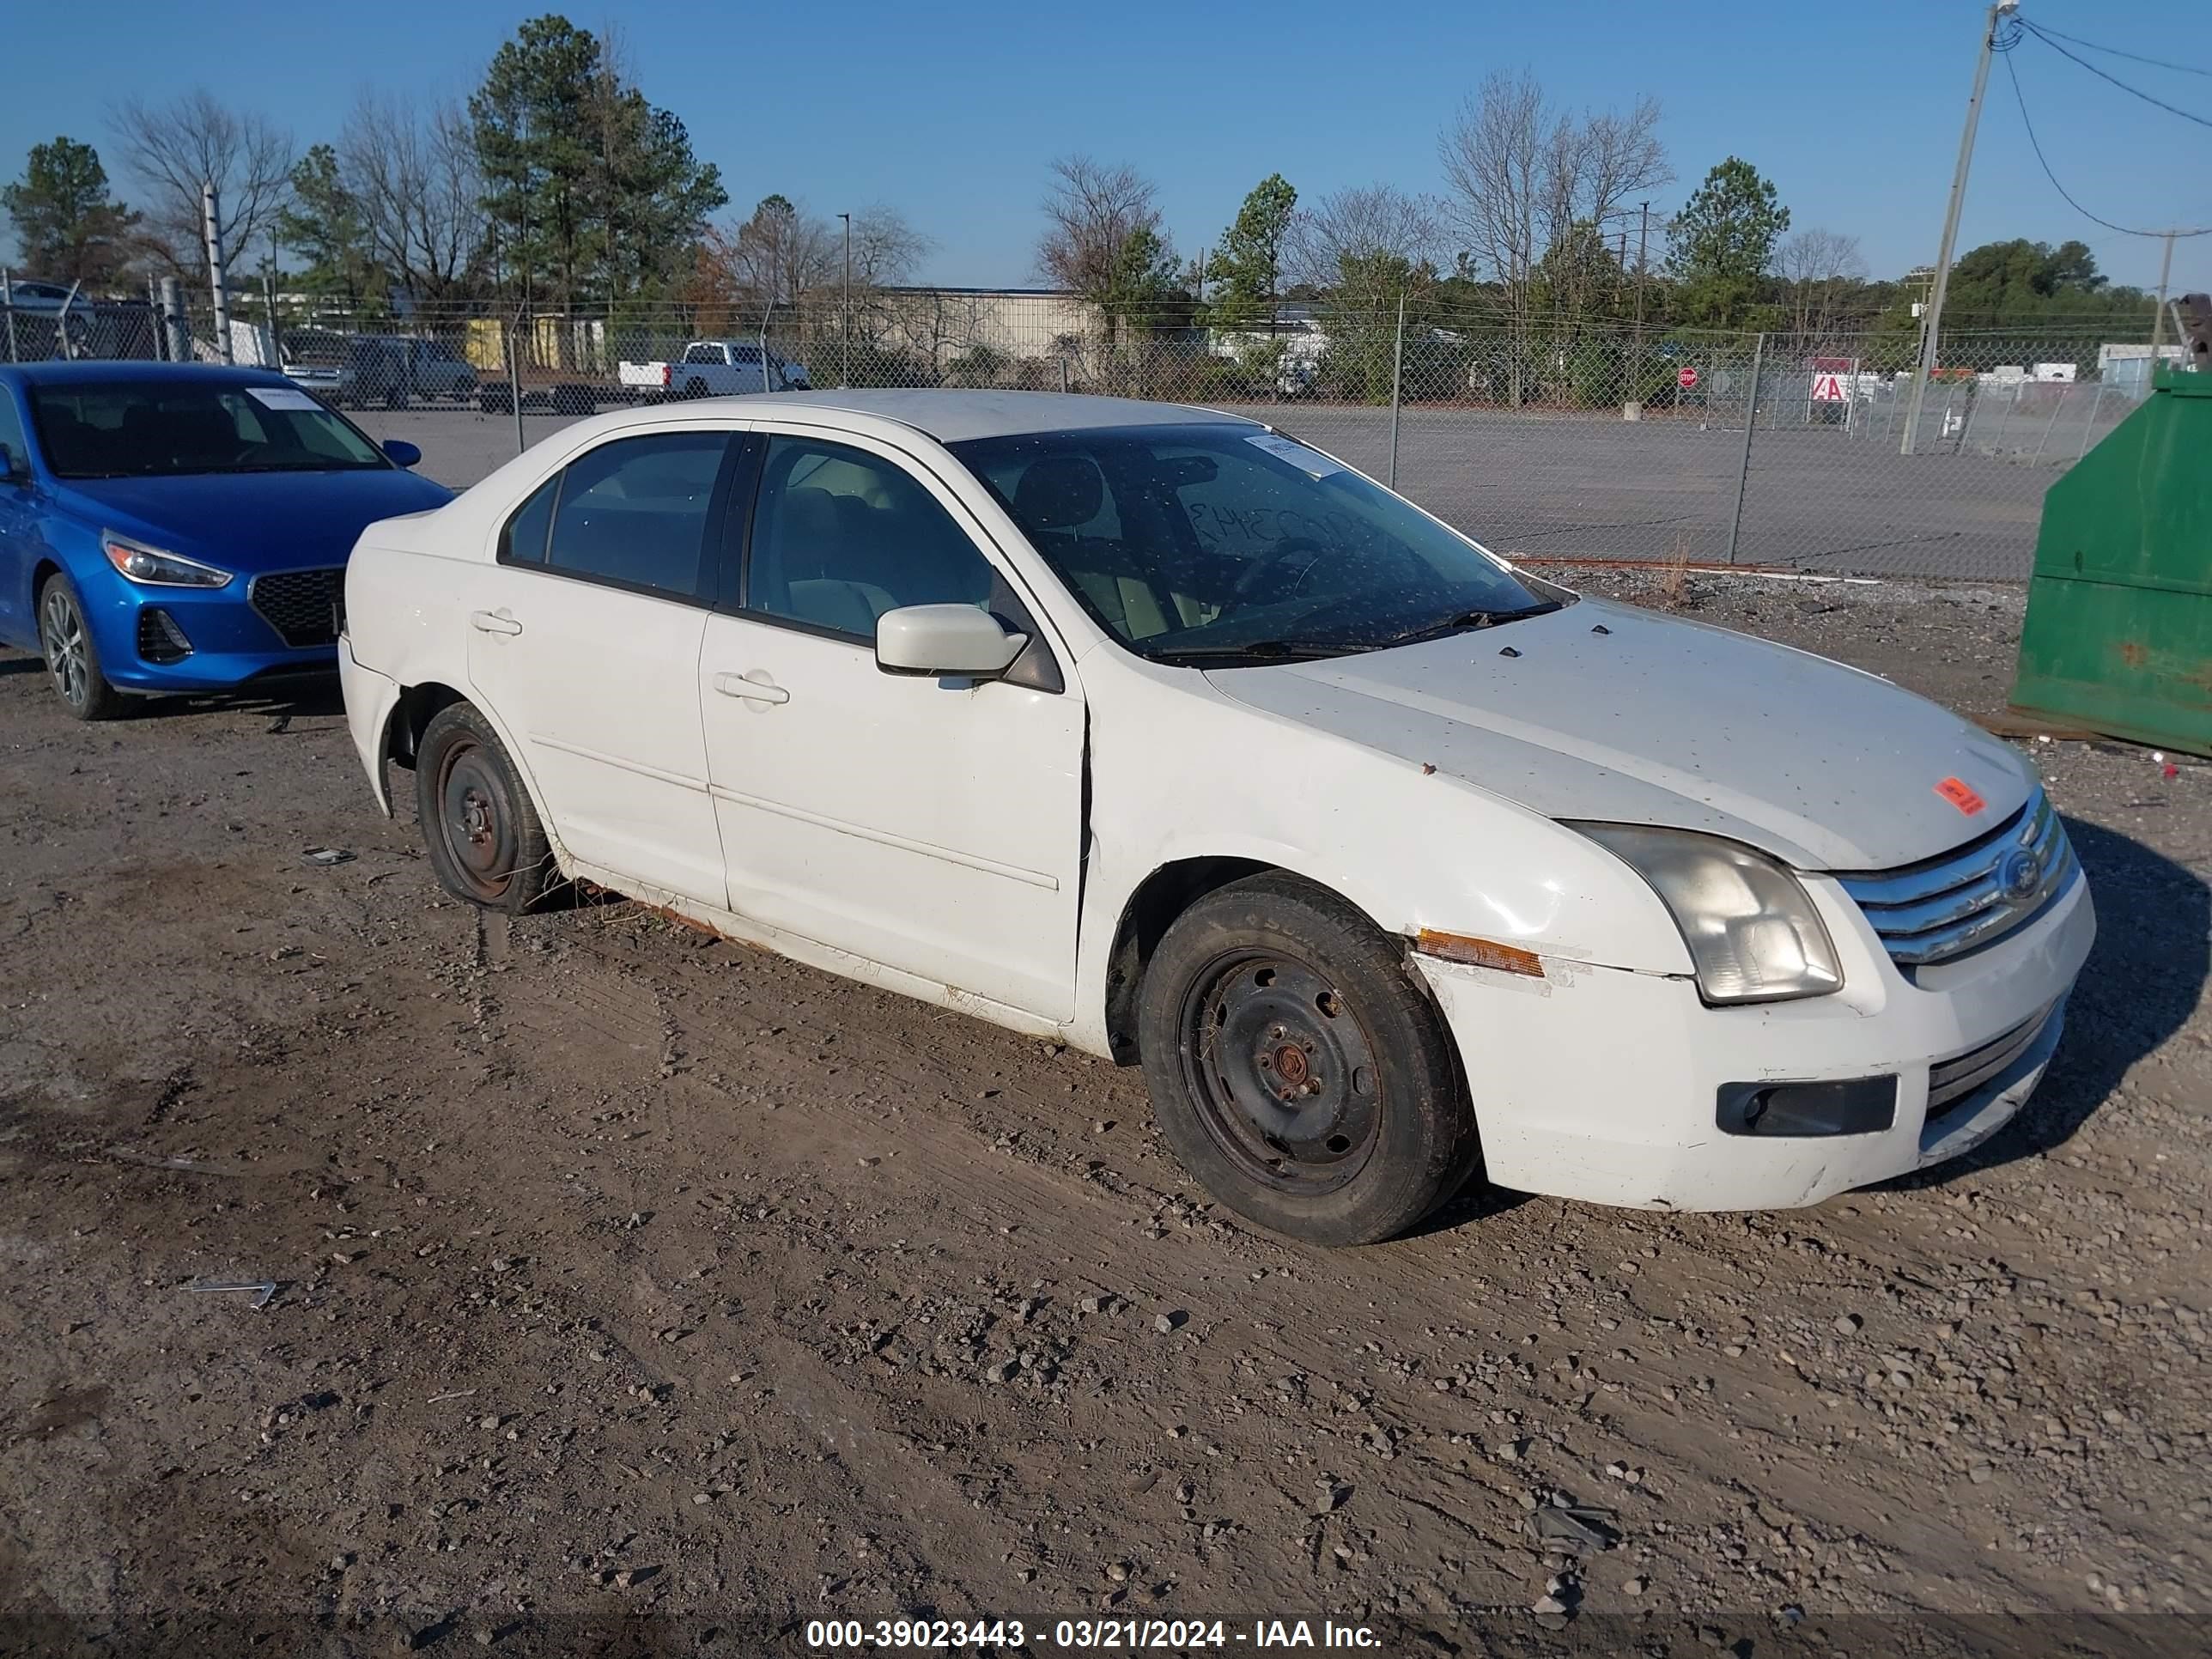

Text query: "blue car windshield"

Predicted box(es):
[29, 380, 391, 478]
[949, 422, 1556, 666]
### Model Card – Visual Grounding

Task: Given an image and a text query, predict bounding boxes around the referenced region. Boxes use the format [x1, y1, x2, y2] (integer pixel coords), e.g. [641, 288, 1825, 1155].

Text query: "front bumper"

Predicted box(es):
[1416, 870, 2095, 1211]
[80, 562, 337, 692]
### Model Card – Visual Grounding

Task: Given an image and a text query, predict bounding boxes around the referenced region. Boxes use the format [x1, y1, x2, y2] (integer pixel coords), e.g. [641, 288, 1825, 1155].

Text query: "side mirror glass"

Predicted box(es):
[876, 604, 1026, 679]
[382, 438, 422, 469]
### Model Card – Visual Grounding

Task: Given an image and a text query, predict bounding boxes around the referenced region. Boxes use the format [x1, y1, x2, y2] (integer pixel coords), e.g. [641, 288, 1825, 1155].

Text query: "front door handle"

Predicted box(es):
[714, 671, 789, 705]
[470, 610, 523, 636]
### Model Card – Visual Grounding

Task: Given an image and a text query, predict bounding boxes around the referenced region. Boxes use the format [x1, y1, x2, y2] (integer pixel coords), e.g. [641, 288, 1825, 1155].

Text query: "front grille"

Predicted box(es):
[1836, 788, 2077, 968]
[136, 607, 192, 664]
[250, 568, 344, 648]
[1927, 1001, 2057, 1120]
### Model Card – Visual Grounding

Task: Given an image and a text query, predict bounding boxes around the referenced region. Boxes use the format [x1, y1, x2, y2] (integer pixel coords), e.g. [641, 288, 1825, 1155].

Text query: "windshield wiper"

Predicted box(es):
[1364, 601, 1564, 650]
[1148, 638, 1348, 665]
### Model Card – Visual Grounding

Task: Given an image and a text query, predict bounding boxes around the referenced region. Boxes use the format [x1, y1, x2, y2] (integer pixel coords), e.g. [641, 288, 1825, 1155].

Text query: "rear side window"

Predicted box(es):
[543, 432, 729, 598]
[500, 476, 557, 564]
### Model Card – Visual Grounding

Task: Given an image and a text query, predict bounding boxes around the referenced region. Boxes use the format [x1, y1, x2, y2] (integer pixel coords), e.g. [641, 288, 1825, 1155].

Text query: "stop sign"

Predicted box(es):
[1677, 366, 1699, 390]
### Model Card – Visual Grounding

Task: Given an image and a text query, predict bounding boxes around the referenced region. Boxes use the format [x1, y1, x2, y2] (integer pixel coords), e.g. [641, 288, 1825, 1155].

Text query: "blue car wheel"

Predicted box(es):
[37, 572, 126, 722]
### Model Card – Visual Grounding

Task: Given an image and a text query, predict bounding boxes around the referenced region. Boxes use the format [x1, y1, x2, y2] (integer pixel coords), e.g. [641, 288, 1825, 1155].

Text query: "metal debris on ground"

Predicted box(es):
[186, 1280, 279, 1310]
[302, 848, 356, 866]
[1522, 1502, 1618, 1553]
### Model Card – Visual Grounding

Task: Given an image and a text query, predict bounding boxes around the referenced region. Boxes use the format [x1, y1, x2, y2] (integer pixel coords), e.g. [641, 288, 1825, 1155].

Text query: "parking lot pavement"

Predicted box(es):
[352, 399, 2056, 580]
[0, 570, 2204, 1650]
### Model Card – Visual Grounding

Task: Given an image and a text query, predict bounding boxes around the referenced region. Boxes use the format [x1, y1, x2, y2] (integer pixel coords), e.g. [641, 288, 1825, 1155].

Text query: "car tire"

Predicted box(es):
[415, 702, 554, 914]
[37, 572, 126, 722]
[683, 377, 708, 400]
[1136, 872, 1480, 1245]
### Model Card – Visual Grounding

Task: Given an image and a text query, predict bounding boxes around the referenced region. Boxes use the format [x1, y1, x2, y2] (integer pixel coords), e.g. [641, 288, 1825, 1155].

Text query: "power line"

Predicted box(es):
[2017, 17, 2212, 130]
[2000, 49, 2212, 238]
[2019, 20, 2212, 81]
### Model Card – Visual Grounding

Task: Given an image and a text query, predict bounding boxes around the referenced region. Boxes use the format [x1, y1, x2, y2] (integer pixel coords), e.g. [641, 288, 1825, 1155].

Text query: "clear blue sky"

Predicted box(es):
[4, 0, 2206, 298]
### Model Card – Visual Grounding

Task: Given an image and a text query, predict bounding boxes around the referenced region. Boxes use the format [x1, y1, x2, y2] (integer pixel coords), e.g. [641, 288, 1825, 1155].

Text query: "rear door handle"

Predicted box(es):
[714, 671, 789, 705]
[470, 610, 522, 636]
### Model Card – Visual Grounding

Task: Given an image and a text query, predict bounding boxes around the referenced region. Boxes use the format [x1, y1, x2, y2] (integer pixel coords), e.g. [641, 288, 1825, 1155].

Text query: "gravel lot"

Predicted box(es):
[1, 568, 2206, 1656]
[348, 402, 2063, 581]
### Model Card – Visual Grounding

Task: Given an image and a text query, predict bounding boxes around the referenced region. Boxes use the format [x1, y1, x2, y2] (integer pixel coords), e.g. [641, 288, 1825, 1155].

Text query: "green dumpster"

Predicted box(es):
[2011, 364, 2212, 757]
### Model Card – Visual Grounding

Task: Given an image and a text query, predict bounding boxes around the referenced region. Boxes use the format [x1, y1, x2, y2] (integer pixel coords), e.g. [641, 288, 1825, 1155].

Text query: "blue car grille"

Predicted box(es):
[250, 568, 345, 648]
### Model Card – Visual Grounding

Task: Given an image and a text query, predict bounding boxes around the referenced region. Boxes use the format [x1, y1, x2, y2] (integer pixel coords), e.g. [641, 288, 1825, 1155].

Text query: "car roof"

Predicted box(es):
[671, 389, 1264, 444]
[0, 360, 297, 389]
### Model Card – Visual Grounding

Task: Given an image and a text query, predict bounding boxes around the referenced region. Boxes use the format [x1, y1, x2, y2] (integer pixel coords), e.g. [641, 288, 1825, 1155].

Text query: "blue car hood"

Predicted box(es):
[57, 469, 452, 576]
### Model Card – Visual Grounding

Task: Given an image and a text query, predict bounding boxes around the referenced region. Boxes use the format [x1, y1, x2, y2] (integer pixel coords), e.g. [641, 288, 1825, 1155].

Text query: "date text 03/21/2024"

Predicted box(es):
[803, 1618, 1381, 1649]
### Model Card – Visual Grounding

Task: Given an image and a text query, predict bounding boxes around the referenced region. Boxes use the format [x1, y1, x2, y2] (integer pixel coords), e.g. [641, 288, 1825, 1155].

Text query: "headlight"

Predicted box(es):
[103, 535, 234, 589]
[1570, 823, 1842, 1004]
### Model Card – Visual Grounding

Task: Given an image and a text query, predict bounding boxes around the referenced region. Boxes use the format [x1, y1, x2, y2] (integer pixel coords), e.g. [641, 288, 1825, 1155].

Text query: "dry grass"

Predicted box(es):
[1655, 532, 1695, 611]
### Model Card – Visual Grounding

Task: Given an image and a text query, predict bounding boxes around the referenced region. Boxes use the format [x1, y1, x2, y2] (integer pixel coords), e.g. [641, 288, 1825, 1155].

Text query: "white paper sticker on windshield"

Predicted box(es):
[1245, 432, 1344, 477]
[246, 386, 325, 411]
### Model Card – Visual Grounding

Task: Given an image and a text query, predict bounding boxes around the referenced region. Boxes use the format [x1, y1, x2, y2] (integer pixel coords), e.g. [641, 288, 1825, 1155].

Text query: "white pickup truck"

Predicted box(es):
[617, 339, 811, 400]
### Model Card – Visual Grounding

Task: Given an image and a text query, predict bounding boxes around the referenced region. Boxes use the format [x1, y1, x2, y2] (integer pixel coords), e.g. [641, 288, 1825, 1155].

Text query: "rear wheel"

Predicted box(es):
[1137, 872, 1480, 1245]
[37, 573, 125, 721]
[683, 376, 708, 399]
[415, 702, 553, 913]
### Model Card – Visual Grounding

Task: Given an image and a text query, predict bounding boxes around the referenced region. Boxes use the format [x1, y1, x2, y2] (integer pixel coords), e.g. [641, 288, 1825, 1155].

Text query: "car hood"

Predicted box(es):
[1204, 598, 2032, 872]
[56, 470, 453, 576]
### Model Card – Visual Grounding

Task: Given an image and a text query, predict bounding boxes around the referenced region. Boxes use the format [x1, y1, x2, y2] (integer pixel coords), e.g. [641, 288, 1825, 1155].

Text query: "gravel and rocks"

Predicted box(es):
[0, 567, 2205, 1652]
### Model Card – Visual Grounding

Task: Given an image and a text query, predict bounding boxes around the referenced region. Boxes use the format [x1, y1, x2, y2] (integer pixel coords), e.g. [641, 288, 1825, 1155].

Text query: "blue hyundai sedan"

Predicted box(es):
[0, 362, 452, 719]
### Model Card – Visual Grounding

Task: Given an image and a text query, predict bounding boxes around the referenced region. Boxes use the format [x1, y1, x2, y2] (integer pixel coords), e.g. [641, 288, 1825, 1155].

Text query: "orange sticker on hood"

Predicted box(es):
[1936, 776, 1987, 815]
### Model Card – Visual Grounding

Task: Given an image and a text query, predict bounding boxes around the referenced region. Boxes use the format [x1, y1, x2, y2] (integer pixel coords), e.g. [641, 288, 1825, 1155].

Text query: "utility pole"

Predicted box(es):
[1630, 201, 1650, 404]
[1902, 0, 2015, 455]
[838, 211, 852, 388]
[2148, 228, 2177, 359]
[203, 181, 234, 364]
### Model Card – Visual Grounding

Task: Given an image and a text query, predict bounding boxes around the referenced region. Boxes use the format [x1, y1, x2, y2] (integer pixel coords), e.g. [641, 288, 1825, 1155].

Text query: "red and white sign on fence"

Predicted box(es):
[1677, 367, 1698, 390]
[1810, 372, 1846, 403]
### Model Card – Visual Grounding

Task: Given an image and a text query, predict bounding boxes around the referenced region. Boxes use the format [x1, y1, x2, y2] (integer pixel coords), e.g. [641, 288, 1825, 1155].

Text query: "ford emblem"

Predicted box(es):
[1998, 847, 2041, 902]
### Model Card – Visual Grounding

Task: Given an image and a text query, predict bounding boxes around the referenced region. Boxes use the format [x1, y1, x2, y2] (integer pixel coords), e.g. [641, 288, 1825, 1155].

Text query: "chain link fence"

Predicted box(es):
[3, 288, 2179, 581]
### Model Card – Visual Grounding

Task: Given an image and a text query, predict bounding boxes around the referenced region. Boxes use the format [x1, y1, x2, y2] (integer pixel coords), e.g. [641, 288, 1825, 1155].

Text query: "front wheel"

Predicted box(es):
[38, 573, 126, 721]
[1136, 872, 1480, 1245]
[414, 702, 554, 913]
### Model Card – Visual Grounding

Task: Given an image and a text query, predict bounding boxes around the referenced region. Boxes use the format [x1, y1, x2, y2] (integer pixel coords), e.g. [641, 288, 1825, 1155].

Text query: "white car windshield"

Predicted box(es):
[951, 422, 1557, 665]
[30, 380, 391, 478]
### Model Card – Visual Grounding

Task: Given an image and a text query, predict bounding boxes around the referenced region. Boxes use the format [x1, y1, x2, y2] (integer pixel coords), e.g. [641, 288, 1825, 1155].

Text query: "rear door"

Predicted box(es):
[464, 427, 741, 907]
[698, 426, 1085, 1018]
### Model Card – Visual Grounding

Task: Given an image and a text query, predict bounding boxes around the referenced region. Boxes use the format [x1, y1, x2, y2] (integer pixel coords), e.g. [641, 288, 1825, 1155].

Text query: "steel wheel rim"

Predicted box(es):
[435, 738, 513, 901]
[40, 587, 88, 708]
[1176, 950, 1382, 1196]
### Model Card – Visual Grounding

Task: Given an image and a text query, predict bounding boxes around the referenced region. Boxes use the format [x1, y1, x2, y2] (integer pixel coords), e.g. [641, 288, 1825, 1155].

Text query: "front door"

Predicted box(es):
[700, 428, 1085, 1019]
[465, 428, 737, 908]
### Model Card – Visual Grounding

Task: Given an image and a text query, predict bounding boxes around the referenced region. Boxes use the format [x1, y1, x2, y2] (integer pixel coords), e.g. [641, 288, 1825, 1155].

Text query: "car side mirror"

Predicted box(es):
[382, 439, 422, 469]
[876, 604, 1027, 679]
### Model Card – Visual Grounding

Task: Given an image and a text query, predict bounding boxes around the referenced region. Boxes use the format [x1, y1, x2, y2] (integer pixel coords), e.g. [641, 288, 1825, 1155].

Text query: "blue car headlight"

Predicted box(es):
[103, 533, 234, 589]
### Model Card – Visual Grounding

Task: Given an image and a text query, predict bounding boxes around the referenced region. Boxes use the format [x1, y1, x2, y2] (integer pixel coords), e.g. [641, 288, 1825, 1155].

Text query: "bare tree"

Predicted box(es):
[1036, 155, 1162, 301]
[847, 204, 932, 290]
[694, 198, 928, 331]
[110, 89, 292, 277]
[1777, 228, 1868, 339]
[342, 97, 483, 306]
[1437, 71, 1552, 335]
[1286, 185, 1439, 303]
[1439, 70, 1669, 394]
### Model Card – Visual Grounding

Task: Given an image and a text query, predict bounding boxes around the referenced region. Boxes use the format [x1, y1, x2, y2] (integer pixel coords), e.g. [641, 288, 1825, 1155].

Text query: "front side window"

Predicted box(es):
[746, 436, 998, 638]
[27, 380, 390, 478]
[536, 432, 729, 598]
[951, 422, 1555, 665]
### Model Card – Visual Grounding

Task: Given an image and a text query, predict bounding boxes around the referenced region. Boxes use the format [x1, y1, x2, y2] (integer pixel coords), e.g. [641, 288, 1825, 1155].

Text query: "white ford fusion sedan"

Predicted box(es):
[338, 391, 2093, 1244]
